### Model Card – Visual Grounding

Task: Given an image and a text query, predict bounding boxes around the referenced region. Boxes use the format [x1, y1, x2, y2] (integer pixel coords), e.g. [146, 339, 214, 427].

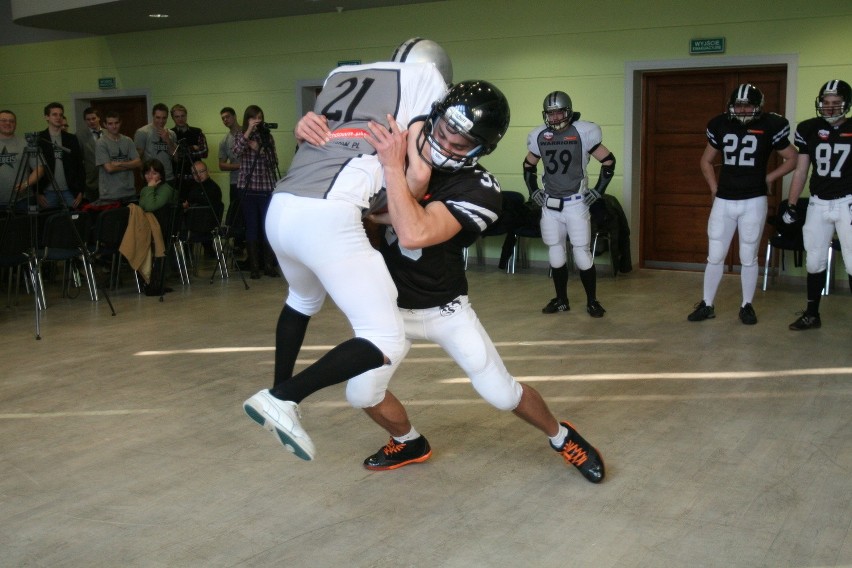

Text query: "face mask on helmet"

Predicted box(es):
[391, 37, 453, 85]
[416, 80, 511, 172]
[727, 84, 764, 125]
[418, 114, 484, 172]
[815, 80, 852, 124]
[542, 91, 573, 130]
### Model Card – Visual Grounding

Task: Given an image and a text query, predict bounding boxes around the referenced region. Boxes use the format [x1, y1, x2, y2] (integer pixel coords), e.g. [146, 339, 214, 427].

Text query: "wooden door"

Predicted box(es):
[641, 67, 787, 269]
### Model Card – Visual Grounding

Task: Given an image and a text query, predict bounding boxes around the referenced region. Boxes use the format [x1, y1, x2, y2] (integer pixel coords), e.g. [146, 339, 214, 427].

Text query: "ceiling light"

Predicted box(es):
[149, 14, 169, 18]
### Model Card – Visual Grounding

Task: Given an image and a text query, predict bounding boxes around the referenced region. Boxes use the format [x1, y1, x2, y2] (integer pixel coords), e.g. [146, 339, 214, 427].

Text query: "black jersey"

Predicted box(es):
[380, 166, 502, 309]
[705, 112, 791, 200]
[794, 117, 852, 200]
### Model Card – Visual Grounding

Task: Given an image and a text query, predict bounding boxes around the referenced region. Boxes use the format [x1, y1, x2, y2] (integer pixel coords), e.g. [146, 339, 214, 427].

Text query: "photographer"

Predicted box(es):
[232, 105, 279, 279]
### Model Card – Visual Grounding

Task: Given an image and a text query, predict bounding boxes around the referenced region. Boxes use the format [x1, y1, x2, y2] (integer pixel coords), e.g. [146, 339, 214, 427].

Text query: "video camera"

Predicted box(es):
[25, 132, 38, 151]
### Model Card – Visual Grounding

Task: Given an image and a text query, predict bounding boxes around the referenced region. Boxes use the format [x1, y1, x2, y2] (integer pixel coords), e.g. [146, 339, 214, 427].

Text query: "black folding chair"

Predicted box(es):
[180, 205, 228, 280]
[39, 210, 98, 302]
[92, 206, 130, 291]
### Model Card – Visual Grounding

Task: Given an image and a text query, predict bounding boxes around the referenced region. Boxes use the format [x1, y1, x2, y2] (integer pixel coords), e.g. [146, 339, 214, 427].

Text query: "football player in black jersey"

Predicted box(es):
[785, 80, 852, 330]
[688, 84, 798, 324]
[347, 81, 604, 483]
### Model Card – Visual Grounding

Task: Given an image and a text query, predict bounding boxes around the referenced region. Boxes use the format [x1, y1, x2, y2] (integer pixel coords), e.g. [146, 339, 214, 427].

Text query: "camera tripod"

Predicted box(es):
[172, 139, 249, 289]
[0, 132, 115, 338]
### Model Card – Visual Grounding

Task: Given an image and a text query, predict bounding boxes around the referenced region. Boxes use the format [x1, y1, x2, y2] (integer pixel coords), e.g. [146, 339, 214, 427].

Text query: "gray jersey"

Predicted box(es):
[0, 135, 36, 205]
[49, 133, 69, 191]
[526, 120, 602, 197]
[96, 134, 138, 200]
[134, 124, 176, 181]
[274, 61, 447, 209]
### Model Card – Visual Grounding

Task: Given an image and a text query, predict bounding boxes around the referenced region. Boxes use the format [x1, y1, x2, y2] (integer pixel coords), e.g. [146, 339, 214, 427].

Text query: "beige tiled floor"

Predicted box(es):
[1, 263, 850, 567]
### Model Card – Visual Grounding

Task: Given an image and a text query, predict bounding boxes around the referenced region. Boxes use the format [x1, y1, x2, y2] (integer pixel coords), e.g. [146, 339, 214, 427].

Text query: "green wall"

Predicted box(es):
[2, 0, 850, 270]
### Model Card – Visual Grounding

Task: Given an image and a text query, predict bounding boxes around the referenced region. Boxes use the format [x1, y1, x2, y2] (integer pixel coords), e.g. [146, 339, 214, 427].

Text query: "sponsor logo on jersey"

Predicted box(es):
[329, 128, 369, 139]
[818, 129, 831, 140]
[840, 132, 852, 137]
[747, 129, 765, 134]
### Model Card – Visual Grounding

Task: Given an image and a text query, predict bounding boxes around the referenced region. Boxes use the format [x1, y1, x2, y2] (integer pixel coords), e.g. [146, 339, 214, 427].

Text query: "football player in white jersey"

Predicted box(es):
[523, 91, 615, 318]
[688, 84, 797, 325]
[242, 38, 450, 462]
[346, 81, 604, 483]
[784, 79, 852, 330]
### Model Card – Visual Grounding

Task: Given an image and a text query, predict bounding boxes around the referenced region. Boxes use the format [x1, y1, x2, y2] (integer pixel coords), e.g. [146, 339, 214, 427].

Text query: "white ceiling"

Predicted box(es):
[4, 0, 443, 41]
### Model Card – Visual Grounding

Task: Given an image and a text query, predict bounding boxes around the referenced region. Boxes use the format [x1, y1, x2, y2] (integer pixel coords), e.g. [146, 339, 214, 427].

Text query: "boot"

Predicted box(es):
[263, 242, 280, 277]
[247, 241, 261, 280]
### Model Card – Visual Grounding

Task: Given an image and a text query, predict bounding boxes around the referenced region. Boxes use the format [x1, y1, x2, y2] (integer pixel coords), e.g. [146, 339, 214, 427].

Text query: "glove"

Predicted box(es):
[530, 189, 545, 207]
[583, 187, 602, 206]
[781, 202, 798, 225]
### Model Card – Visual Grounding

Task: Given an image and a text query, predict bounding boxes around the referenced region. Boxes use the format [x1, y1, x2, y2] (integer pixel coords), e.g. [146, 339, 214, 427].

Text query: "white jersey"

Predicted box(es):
[526, 120, 602, 196]
[274, 61, 447, 209]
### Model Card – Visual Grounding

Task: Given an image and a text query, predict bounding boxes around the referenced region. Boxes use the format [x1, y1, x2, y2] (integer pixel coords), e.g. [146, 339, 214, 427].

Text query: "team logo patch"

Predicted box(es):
[543, 131, 554, 141]
[818, 129, 830, 140]
[439, 299, 461, 316]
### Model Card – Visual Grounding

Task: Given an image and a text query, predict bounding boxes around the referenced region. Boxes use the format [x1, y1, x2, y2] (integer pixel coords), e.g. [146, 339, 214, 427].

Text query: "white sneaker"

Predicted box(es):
[243, 389, 316, 461]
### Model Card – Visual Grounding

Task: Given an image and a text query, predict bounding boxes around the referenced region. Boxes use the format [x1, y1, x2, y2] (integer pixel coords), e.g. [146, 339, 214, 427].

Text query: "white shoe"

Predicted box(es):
[243, 389, 316, 461]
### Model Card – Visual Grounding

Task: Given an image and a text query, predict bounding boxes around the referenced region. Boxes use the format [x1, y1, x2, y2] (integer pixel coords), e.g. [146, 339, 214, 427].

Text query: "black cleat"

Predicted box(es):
[789, 312, 821, 331]
[542, 298, 570, 314]
[551, 421, 605, 484]
[739, 303, 757, 325]
[364, 436, 432, 471]
[586, 300, 606, 318]
[687, 300, 715, 322]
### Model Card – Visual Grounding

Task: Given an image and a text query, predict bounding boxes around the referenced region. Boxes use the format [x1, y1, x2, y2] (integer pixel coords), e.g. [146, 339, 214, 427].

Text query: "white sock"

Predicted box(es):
[549, 423, 569, 449]
[393, 427, 420, 443]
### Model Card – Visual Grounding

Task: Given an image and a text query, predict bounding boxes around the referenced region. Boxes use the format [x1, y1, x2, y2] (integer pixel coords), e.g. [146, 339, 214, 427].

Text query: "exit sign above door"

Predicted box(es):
[690, 38, 725, 55]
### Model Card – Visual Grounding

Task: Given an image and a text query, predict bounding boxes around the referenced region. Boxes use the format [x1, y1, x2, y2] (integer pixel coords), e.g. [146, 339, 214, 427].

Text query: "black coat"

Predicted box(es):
[35, 129, 86, 196]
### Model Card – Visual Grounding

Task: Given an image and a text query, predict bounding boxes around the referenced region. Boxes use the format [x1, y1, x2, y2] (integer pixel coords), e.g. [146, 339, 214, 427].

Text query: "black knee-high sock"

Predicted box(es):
[274, 305, 311, 388]
[579, 266, 597, 304]
[805, 271, 826, 315]
[271, 337, 385, 403]
[552, 265, 569, 301]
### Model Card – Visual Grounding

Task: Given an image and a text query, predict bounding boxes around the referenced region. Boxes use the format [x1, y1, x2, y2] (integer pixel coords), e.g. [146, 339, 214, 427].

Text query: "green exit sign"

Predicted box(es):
[98, 77, 116, 90]
[690, 38, 725, 55]
[337, 59, 361, 67]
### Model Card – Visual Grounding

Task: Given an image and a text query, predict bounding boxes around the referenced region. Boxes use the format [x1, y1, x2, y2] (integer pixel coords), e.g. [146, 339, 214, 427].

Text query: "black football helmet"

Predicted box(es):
[542, 91, 573, 130]
[391, 37, 453, 85]
[728, 83, 764, 124]
[418, 80, 510, 172]
[815, 79, 851, 124]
